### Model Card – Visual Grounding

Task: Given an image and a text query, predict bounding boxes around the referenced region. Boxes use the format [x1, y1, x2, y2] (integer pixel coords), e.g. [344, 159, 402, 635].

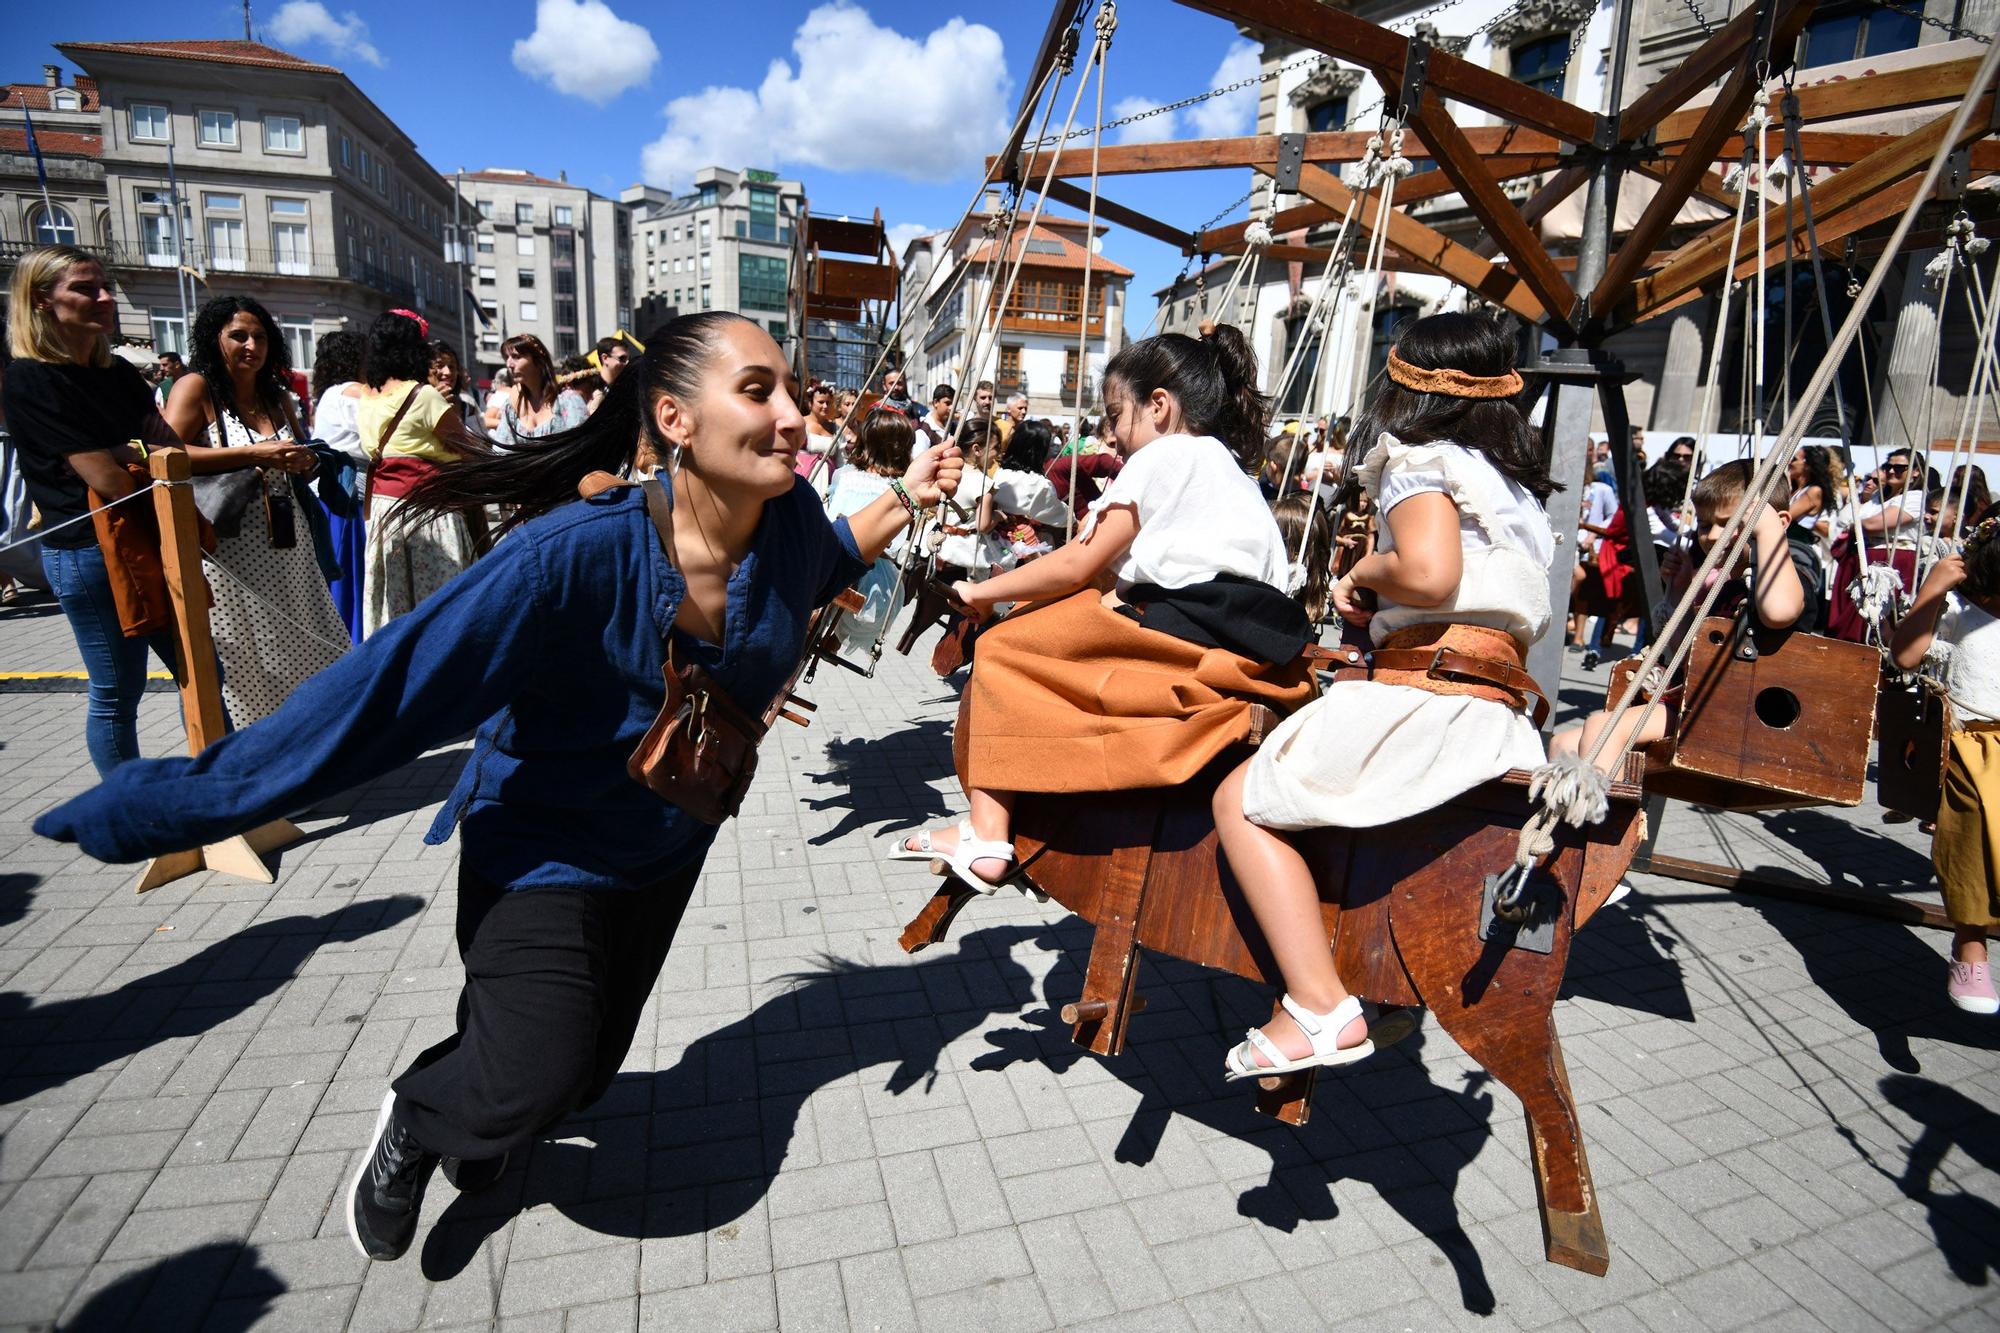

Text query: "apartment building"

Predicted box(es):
[624, 167, 805, 346]
[903, 210, 1130, 419]
[0, 66, 107, 260]
[454, 169, 631, 377]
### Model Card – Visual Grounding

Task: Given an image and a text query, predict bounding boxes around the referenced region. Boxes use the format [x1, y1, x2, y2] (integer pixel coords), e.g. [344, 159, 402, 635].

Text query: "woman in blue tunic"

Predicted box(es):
[34, 313, 962, 1263]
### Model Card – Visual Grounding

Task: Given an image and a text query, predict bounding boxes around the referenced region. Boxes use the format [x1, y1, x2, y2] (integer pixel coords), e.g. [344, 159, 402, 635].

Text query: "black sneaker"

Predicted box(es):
[442, 1152, 510, 1193]
[347, 1091, 439, 1261]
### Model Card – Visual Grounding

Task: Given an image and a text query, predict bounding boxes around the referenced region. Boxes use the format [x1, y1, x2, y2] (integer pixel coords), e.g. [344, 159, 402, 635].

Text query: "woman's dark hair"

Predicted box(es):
[1272, 491, 1333, 623]
[1343, 311, 1558, 503]
[1004, 418, 1055, 473]
[501, 333, 557, 398]
[853, 410, 914, 476]
[1103, 324, 1267, 468]
[1948, 464, 1991, 529]
[400, 311, 750, 534]
[1795, 445, 1839, 516]
[429, 338, 464, 382]
[188, 295, 293, 426]
[310, 330, 365, 402]
[1964, 501, 2000, 598]
[1642, 458, 1687, 509]
[364, 310, 430, 387]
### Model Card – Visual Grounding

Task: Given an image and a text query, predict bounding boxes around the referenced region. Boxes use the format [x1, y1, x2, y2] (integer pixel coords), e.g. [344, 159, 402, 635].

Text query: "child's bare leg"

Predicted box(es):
[1548, 724, 1584, 761]
[1954, 925, 1989, 966]
[899, 788, 1015, 882]
[1548, 708, 1668, 774]
[1212, 761, 1366, 1061]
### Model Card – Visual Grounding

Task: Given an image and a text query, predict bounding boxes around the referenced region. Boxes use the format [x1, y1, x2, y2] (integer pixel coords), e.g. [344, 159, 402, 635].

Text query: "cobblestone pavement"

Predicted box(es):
[1, 586, 1996, 1332]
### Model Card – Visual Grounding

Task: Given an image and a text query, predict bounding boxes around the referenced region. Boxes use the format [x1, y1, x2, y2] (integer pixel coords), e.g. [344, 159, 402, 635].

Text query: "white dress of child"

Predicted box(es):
[1243, 433, 1557, 830]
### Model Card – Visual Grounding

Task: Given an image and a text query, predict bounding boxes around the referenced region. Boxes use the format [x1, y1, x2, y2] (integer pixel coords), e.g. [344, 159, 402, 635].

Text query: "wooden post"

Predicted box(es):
[133, 446, 301, 894]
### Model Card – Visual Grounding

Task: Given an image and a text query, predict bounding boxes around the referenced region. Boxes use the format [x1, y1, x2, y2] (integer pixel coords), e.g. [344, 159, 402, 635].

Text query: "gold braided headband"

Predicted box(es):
[1385, 346, 1524, 399]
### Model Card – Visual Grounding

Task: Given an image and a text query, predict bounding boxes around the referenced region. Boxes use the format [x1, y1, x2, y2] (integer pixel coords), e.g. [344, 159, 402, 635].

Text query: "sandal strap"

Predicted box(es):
[1243, 1027, 1285, 1070]
[1279, 994, 1363, 1054]
[956, 832, 1016, 864]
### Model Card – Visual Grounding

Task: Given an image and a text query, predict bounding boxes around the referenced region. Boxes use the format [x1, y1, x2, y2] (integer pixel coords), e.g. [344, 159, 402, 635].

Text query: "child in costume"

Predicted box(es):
[887, 326, 1316, 890]
[1891, 508, 2000, 1014]
[1211, 312, 1560, 1079]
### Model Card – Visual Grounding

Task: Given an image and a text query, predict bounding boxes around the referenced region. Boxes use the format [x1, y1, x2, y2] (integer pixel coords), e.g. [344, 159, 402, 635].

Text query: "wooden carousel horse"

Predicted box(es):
[898, 704, 1646, 1275]
[1607, 614, 1881, 812]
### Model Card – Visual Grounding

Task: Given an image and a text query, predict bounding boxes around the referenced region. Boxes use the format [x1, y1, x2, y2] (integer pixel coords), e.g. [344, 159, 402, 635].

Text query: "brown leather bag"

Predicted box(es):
[88, 462, 216, 638]
[579, 471, 770, 825]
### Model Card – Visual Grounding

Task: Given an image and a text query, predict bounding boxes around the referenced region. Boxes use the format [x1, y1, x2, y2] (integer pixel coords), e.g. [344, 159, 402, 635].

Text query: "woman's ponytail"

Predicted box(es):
[1203, 322, 1268, 468]
[1101, 325, 1271, 470]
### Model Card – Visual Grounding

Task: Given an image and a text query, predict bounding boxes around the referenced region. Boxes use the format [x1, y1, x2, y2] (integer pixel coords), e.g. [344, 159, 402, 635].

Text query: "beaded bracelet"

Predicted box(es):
[888, 479, 920, 518]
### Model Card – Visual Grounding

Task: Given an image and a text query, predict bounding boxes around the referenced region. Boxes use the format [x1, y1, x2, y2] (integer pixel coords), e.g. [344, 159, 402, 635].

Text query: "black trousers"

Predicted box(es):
[392, 861, 700, 1161]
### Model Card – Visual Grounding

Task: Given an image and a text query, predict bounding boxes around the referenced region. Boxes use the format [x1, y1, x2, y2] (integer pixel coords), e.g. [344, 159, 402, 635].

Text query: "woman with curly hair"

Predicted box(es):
[163, 295, 350, 725]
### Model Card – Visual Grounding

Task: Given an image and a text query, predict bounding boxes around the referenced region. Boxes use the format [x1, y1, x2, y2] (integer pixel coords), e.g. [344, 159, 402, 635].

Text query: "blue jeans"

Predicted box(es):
[40, 543, 182, 777]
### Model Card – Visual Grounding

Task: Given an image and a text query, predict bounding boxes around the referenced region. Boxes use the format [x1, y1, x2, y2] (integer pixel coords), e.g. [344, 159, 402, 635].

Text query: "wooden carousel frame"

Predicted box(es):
[990, 0, 1999, 923]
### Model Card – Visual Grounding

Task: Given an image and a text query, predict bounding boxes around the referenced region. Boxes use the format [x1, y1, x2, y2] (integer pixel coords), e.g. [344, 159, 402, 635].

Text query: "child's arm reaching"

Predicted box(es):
[1890, 553, 1965, 670]
[1331, 491, 1461, 622]
[1746, 502, 1806, 630]
[953, 504, 1140, 617]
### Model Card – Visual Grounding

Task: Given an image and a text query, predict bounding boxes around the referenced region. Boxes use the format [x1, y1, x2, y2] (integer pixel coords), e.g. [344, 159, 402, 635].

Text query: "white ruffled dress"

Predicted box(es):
[1242, 435, 1558, 830]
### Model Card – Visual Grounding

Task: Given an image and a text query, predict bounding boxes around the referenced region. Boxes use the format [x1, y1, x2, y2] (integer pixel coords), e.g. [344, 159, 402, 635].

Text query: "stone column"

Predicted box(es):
[1649, 305, 1706, 432]
[1877, 253, 1940, 452]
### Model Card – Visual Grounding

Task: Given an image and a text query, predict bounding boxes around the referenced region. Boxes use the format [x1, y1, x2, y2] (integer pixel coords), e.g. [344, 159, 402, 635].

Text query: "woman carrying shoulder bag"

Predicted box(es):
[34, 312, 962, 1265]
[2, 246, 191, 773]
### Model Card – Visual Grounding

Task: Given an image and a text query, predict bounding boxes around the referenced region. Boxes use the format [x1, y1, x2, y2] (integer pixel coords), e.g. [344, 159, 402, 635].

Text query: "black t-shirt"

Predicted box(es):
[2, 358, 156, 549]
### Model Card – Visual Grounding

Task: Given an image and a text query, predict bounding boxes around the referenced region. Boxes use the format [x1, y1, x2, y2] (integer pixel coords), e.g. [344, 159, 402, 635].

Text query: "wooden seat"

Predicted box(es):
[898, 708, 1645, 1275]
[1877, 675, 1952, 821]
[1611, 615, 1880, 812]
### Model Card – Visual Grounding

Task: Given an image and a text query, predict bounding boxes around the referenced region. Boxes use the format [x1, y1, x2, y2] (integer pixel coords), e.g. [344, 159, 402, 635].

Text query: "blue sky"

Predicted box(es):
[11, 0, 1272, 333]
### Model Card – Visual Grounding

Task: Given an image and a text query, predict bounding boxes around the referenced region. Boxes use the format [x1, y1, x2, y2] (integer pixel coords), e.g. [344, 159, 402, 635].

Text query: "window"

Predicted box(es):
[130, 102, 169, 142]
[375, 162, 387, 192]
[476, 233, 494, 253]
[263, 114, 303, 152]
[553, 268, 576, 296]
[516, 235, 536, 256]
[1306, 96, 1349, 132]
[701, 253, 712, 275]
[340, 133, 351, 168]
[476, 199, 494, 219]
[645, 232, 656, 251]
[198, 109, 237, 146]
[768, 319, 787, 342]
[50, 89, 79, 111]
[478, 266, 496, 284]
[554, 205, 573, 226]
[271, 198, 310, 275]
[1510, 35, 1569, 97]
[207, 212, 246, 272]
[280, 318, 314, 370]
[150, 309, 186, 356]
[1063, 346, 1082, 392]
[140, 191, 177, 265]
[748, 186, 779, 242]
[359, 147, 371, 178]
[699, 220, 712, 244]
[29, 203, 78, 246]
[1800, 3, 1921, 67]
[552, 232, 574, 261]
[700, 283, 711, 309]
[998, 344, 1022, 389]
[479, 300, 499, 322]
[739, 254, 787, 311]
[516, 202, 534, 224]
[519, 301, 539, 322]
[555, 297, 577, 328]
[517, 267, 536, 289]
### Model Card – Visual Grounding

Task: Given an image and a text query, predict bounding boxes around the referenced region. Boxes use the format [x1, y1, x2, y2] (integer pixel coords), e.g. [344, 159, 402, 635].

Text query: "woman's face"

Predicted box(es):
[503, 345, 539, 388]
[809, 387, 831, 418]
[658, 320, 805, 500]
[43, 261, 118, 342]
[218, 312, 268, 377]
[428, 356, 458, 396]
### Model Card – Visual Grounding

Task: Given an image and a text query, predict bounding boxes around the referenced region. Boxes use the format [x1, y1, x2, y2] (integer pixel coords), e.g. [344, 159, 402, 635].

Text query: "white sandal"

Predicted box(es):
[942, 829, 1016, 896]
[883, 823, 961, 863]
[1222, 994, 1374, 1081]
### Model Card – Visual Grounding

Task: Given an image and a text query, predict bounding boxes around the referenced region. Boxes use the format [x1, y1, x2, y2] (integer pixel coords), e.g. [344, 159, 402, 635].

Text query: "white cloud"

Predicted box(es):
[267, 1, 383, 66]
[1184, 40, 1262, 138]
[1111, 97, 1176, 145]
[641, 4, 1009, 192]
[886, 222, 932, 262]
[513, 0, 660, 106]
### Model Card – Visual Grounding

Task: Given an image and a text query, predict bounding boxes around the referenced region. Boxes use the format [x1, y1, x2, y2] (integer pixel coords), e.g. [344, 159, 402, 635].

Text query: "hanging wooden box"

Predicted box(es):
[1876, 676, 1952, 820]
[1614, 615, 1880, 812]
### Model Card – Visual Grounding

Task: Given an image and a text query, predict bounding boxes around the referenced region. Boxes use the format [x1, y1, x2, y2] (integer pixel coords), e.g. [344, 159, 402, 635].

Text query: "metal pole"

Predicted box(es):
[166, 142, 191, 349]
[453, 169, 470, 368]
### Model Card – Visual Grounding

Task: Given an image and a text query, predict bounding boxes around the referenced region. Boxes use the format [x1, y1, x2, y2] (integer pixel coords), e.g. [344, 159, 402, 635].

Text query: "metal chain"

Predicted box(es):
[1678, 0, 1718, 36]
[1867, 0, 1991, 43]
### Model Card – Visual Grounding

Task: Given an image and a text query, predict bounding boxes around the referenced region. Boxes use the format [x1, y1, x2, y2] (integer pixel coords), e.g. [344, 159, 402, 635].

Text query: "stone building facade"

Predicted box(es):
[623, 167, 805, 349]
[0, 66, 108, 265]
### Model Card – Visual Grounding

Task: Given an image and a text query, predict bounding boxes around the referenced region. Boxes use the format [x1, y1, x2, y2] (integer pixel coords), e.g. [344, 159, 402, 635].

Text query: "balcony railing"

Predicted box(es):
[0, 239, 432, 303]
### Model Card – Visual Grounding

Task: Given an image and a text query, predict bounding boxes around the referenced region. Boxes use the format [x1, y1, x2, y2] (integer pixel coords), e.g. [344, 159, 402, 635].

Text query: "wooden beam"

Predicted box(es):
[1205, 157, 1564, 255]
[1037, 178, 1195, 249]
[1620, 0, 1770, 137]
[1631, 159, 1739, 212]
[1276, 162, 1546, 323]
[1590, 0, 1815, 326]
[1655, 56, 1988, 144]
[1176, 0, 1598, 143]
[1001, 126, 1568, 182]
[1699, 131, 2000, 171]
[1399, 83, 1577, 331]
[1635, 94, 1996, 316]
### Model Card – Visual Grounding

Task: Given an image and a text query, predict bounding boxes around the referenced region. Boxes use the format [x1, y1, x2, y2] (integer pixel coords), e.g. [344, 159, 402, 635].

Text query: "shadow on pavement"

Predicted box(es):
[1878, 1073, 2000, 1287]
[801, 717, 959, 846]
[0, 871, 40, 932]
[0, 894, 423, 1107]
[61, 1240, 278, 1332]
[422, 921, 1507, 1314]
[1560, 894, 1695, 1021]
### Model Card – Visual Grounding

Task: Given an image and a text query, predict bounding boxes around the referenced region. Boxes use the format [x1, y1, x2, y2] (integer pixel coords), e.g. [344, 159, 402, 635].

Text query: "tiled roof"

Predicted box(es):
[56, 40, 340, 76]
[0, 77, 101, 112]
[461, 168, 578, 189]
[964, 223, 1134, 278]
[0, 126, 102, 158]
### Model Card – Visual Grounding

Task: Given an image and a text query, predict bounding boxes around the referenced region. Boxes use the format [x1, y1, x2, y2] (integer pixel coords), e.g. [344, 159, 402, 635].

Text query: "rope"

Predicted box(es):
[198, 549, 352, 656]
[0, 478, 164, 556]
[1511, 36, 2000, 868]
[1065, 1, 1116, 543]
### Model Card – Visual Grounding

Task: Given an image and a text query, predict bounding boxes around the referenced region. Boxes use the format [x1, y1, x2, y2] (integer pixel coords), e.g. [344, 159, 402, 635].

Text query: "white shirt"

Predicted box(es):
[314, 383, 365, 464]
[1938, 593, 2000, 724]
[1082, 433, 1287, 593]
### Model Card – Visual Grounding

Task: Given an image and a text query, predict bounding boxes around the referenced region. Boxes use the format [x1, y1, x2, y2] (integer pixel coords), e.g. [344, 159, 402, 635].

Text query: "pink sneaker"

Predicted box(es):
[1948, 960, 1998, 1015]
